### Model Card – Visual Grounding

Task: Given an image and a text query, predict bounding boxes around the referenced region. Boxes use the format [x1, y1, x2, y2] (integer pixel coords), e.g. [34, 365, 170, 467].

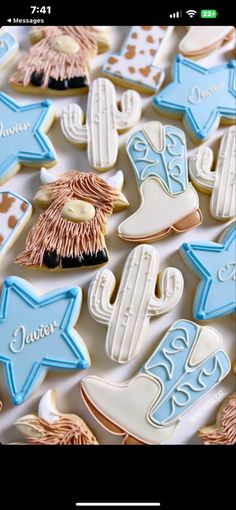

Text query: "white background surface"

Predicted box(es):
[0, 26, 235, 445]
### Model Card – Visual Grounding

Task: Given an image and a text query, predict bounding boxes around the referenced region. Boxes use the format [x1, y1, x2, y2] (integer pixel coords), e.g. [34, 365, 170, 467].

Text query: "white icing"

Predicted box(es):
[105, 170, 124, 191]
[0, 121, 30, 138]
[61, 78, 141, 171]
[88, 244, 183, 363]
[40, 167, 57, 185]
[179, 26, 235, 56]
[118, 178, 199, 239]
[0, 192, 32, 260]
[189, 126, 236, 220]
[51, 35, 80, 54]
[188, 83, 224, 105]
[142, 121, 164, 152]
[61, 199, 96, 223]
[82, 375, 177, 444]
[10, 321, 59, 353]
[217, 262, 236, 282]
[38, 389, 60, 423]
[189, 327, 223, 367]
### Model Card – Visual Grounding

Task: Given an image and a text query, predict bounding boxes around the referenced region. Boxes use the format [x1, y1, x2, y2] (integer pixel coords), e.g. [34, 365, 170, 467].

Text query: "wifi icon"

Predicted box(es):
[186, 9, 197, 17]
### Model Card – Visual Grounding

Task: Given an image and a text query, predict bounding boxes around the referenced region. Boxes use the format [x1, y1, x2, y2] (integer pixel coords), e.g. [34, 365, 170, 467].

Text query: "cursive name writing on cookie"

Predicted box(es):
[217, 262, 236, 282]
[10, 321, 59, 353]
[188, 83, 224, 104]
[0, 121, 31, 138]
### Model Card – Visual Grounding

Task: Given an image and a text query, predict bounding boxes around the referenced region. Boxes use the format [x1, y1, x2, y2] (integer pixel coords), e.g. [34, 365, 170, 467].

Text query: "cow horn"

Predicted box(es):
[105, 170, 124, 191]
[40, 167, 57, 185]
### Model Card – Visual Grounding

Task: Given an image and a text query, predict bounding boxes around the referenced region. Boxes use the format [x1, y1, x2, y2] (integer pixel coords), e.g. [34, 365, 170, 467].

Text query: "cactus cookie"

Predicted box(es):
[81, 320, 230, 444]
[189, 126, 236, 221]
[61, 77, 142, 171]
[88, 244, 184, 363]
[118, 121, 202, 242]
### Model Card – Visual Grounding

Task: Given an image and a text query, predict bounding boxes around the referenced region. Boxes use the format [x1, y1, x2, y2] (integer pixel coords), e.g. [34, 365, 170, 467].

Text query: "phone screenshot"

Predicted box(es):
[0, 3, 235, 509]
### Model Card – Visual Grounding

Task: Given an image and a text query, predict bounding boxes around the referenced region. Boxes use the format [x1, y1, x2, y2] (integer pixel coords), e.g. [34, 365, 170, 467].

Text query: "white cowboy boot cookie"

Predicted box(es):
[118, 121, 202, 242]
[81, 320, 230, 445]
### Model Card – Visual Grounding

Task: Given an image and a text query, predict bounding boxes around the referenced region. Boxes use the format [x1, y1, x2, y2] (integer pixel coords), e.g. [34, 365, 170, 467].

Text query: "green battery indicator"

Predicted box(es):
[201, 9, 218, 18]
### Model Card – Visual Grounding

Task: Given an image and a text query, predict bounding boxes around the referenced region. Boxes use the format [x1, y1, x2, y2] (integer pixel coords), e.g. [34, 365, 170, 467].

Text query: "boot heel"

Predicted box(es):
[173, 208, 202, 233]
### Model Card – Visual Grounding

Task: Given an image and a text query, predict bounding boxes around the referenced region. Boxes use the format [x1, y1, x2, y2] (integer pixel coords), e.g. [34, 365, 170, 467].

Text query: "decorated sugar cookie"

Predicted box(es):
[189, 126, 236, 221]
[0, 191, 32, 262]
[13, 389, 99, 444]
[0, 92, 56, 186]
[0, 27, 19, 69]
[0, 276, 90, 405]
[61, 77, 142, 171]
[118, 121, 202, 243]
[89, 244, 183, 363]
[102, 26, 174, 94]
[16, 169, 129, 270]
[198, 392, 236, 445]
[180, 221, 236, 320]
[153, 55, 236, 143]
[81, 320, 230, 445]
[179, 26, 235, 59]
[9, 26, 110, 95]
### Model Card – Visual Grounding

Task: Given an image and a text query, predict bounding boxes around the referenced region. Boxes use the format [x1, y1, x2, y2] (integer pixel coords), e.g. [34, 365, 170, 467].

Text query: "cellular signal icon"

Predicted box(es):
[169, 11, 182, 18]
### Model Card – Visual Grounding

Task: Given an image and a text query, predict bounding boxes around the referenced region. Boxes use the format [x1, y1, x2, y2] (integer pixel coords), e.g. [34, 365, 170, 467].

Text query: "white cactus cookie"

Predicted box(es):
[189, 126, 236, 221]
[179, 26, 235, 59]
[61, 77, 142, 171]
[88, 244, 184, 363]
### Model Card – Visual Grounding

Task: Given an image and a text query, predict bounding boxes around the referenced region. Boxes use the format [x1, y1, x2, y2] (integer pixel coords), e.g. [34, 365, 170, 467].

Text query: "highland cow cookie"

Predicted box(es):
[0, 27, 19, 69]
[0, 191, 32, 262]
[179, 26, 235, 59]
[102, 26, 174, 94]
[88, 244, 183, 363]
[61, 77, 142, 171]
[118, 121, 202, 242]
[81, 320, 230, 445]
[9, 26, 110, 95]
[0, 92, 56, 186]
[0, 276, 90, 405]
[13, 389, 99, 445]
[16, 169, 129, 270]
[198, 392, 236, 445]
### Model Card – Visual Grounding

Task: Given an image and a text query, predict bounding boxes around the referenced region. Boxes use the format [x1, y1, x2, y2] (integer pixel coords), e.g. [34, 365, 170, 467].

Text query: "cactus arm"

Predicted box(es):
[61, 103, 88, 146]
[147, 268, 184, 316]
[88, 269, 115, 325]
[115, 90, 142, 132]
[189, 146, 216, 192]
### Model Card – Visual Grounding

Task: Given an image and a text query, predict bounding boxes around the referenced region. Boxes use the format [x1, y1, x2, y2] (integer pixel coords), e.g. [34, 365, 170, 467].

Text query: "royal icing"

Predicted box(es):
[180, 221, 236, 320]
[179, 26, 235, 58]
[15, 170, 129, 270]
[0, 93, 56, 185]
[88, 244, 184, 363]
[198, 392, 236, 445]
[102, 26, 174, 94]
[61, 77, 142, 171]
[13, 389, 99, 444]
[81, 320, 230, 444]
[0, 191, 32, 261]
[189, 126, 236, 221]
[9, 26, 110, 94]
[0, 277, 90, 405]
[0, 28, 18, 69]
[153, 55, 236, 143]
[118, 121, 202, 242]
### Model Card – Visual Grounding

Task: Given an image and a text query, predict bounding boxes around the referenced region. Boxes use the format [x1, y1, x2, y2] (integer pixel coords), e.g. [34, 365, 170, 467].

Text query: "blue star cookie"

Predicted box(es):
[0, 277, 90, 404]
[180, 221, 236, 320]
[0, 93, 56, 185]
[0, 29, 18, 69]
[153, 55, 236, 143]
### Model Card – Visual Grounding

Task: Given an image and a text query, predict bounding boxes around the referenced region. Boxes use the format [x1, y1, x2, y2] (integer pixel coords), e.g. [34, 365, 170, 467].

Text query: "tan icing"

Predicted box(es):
[61, 199, 96, 222]
[17, 416, 99, 445]
[8, 215, 18, 228]
[51, 35, 80, 55]
[0, 193, 15, 213]
[198, 392, 236, 445]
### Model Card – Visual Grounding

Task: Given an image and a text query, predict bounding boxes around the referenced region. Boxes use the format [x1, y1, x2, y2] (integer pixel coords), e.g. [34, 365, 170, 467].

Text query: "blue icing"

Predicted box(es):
[153, 55, 236, 142]
[0, 277, 90, 405]
[180, 221, 236, 320]
[0, 31, 18, 67]
[127, 124, 188, 194]
[0, 93, 56, 183]
[141, 320, 230, 426]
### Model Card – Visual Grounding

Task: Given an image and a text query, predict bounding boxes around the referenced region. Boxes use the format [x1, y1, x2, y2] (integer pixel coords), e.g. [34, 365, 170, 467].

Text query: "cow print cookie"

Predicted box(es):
[15, 168, 129, 271]
[9, 26, 110, 95]
[102, 26, 174, 94]
[0, 27, 19, 69]
[0, 191, 32, 263]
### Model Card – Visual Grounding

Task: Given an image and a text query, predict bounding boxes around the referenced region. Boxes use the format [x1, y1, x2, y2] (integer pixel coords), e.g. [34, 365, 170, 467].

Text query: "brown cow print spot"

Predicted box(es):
[131, 32, 138, 39]
[124, 45, 136, 59]
[153, 72, 160, 82]
[150, 48, 156, 56]
[8, 216, 18, 229]
[106, 66, 111, 70]
[139, 50, 145, 54]
[108, 57, 118, 65]
[141, 26, 152, 30]
[128, 67, 136, 74]
[0, 193, 15, 213]
[147, 35, 154, 43]
[139, 66, 151, 77]
[21, 202, 28, 212]
[0, 234, 4, 244]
